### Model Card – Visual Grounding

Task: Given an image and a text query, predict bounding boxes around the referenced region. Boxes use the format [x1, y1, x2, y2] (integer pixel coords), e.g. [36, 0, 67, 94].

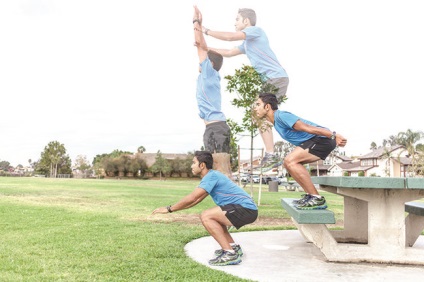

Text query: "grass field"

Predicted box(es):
[0, 177, 344, 281]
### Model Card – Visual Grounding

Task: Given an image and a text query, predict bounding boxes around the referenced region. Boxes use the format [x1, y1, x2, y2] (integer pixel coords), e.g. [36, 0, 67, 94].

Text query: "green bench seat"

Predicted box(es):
[406, 202, 424, 216]
[281, 198, 335, 224]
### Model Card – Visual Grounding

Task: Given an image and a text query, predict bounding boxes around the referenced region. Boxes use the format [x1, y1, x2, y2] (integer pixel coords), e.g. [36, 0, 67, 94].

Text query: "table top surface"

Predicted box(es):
[311, 176, 424, 189]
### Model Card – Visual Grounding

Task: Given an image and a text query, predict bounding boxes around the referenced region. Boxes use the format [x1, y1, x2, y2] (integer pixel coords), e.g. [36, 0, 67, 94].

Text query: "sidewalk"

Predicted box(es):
[185, 230, 424, 282]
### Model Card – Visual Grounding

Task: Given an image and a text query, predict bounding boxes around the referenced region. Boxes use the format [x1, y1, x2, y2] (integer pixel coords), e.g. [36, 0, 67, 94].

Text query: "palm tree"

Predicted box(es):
[397, 129, 423, 157]
[396, 129, 424, 176]
[381, 147, 392, 177]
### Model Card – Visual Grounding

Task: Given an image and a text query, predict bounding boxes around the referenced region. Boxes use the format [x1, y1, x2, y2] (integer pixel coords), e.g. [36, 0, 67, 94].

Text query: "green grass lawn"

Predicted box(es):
[0, 177, 344, 281]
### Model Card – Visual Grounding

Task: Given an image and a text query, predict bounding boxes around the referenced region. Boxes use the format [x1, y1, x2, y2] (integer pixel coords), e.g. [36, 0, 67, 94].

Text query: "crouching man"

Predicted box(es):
[152, 151, 258, 266]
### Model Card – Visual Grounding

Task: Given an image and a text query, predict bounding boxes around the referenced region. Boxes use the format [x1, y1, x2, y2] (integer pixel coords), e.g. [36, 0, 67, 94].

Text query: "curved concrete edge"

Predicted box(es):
[185, 230, 424, 282]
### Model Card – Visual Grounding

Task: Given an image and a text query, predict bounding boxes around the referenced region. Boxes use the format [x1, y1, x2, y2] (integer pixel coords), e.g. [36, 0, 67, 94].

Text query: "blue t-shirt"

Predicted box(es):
[196, 58, 226, 122]
[198, 170, 257, 210]
[274, 110, 327, 146]
[238, 26, 288, 80]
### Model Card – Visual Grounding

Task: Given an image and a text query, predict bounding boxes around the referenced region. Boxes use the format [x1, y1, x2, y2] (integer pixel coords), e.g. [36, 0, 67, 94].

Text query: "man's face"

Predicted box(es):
[234, 13, 247, 31]
[191, 157, 202, 175]
[254, 98, 267, 118]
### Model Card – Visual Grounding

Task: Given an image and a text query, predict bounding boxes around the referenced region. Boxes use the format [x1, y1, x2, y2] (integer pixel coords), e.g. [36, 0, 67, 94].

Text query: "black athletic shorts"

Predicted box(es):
[203, 121, 231, 153]
[299, 136, 336, 160]
[221, 204, 258, 229]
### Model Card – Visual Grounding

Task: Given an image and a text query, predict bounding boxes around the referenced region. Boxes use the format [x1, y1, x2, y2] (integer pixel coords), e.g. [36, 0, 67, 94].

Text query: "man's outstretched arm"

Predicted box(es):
[152, 187, 208, 214]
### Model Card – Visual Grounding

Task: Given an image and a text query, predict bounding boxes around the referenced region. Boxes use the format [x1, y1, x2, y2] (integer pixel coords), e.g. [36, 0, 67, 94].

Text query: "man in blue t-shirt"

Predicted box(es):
[204, 8, 289, 172]
[193, 6, 232, 177]
[193, 8, 229, 153]
[254, 93, 347, 210]
[152, 151, 258, 266]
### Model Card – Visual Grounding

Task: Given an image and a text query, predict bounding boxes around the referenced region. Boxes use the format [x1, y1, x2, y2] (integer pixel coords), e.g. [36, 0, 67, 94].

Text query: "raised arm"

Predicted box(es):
[193, 6, 207, 63]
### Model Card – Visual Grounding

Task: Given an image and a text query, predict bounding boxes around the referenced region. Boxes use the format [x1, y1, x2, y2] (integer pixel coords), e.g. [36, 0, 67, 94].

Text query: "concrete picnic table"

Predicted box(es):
[303, 176, 424, 265]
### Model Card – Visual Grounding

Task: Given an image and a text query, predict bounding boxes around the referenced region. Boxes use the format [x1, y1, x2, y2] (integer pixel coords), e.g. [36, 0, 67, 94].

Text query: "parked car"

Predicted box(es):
[239, 174, 249, 182]
[277, 176, 287, 184]
[251, 175, 261, 183]
[263, 176, 279, 184]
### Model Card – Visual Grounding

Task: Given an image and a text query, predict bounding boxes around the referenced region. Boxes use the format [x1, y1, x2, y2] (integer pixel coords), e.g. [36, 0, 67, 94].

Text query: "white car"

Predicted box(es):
[239, 174, 249, 182]
[251, 175, 261, 183]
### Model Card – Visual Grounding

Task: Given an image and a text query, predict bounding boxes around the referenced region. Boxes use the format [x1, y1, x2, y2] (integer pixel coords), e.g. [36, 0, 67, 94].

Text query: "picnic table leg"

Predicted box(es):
[293, 222, 339, 258]
[405, 214, 424, 247]
[330, 196, 368, 243]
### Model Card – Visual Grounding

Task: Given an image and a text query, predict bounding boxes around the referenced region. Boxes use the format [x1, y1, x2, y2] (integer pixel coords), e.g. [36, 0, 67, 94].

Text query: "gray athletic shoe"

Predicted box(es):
[214, 244, 243, 257]
[292, 194, 311, 205]
[261, 153, 282, 172]
[208, 251, 241, 266]
[295, 195, 327, 210]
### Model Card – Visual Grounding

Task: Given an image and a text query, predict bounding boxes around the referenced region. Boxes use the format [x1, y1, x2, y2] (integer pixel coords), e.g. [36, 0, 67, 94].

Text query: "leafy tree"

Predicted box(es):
[92, 153, 108, 166]
[103, 158, 118, 177]
[416, 143, 424, 153]
[381, 147, 392, 177]
[115, 155, 129, 176]
[226, 119, 243, 171]
[225, 65, 287, 173]
[128, 155, 148, 177]
[183, 151, 195, 178]
[225, 65, 265, 174]
[74, 155, 92, 178]
[382, 135, 398, 147]
[0, 160, 11, 172]
[92, 150, 133, 177]
[370, 142, 377, 151]
[396, 129, 423, 157]
[150, 150, 171, 180]
[397, 129, 424, 176]
[169, 157, 185, 177]
[35, 141, 72, 177]
[381, 129, 424, 176]
[137, 146, 146, 153]
[109, 149, 133, 158]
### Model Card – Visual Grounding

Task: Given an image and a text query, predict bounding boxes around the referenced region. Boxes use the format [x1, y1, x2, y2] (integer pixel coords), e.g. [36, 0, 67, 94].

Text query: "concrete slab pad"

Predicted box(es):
[185, 230, 424, 282]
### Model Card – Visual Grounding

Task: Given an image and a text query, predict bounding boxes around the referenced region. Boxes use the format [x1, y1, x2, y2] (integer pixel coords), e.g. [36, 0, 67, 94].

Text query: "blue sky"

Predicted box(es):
[1, 0, 423, 166]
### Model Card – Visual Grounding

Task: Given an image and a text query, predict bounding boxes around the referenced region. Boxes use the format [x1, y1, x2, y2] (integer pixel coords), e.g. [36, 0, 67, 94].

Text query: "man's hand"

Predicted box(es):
[193, 5, 202, 24]
[336, 134, 347, 147]
[151, 207, 168, 214]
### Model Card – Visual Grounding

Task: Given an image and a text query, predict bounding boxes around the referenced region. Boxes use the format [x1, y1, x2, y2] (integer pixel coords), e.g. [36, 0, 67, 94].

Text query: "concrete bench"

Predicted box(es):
[281, 198, 335, 224]
[281, 198, 336, 245]
[406, 201, 424, 216]
[405, 201, 424, 247]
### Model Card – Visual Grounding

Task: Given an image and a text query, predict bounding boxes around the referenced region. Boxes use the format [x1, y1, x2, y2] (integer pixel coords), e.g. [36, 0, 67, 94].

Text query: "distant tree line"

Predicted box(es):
[92, 150, 196, 179]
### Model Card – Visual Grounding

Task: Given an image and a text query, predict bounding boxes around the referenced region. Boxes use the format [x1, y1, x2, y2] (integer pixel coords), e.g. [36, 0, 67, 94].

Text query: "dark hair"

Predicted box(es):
[194, 151, 213, 169]
[207, 50, 223, 71]
[258, 93, 279, 110]
[238, 8, 256, 26]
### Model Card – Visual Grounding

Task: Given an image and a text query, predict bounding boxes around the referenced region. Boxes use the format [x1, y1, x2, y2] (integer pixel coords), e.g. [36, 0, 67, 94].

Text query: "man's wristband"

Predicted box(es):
[204, 28, 210, 35]
[330, 131, 336, 140]
[166, 205, 173, 213]
[192, 19, 201, 25]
